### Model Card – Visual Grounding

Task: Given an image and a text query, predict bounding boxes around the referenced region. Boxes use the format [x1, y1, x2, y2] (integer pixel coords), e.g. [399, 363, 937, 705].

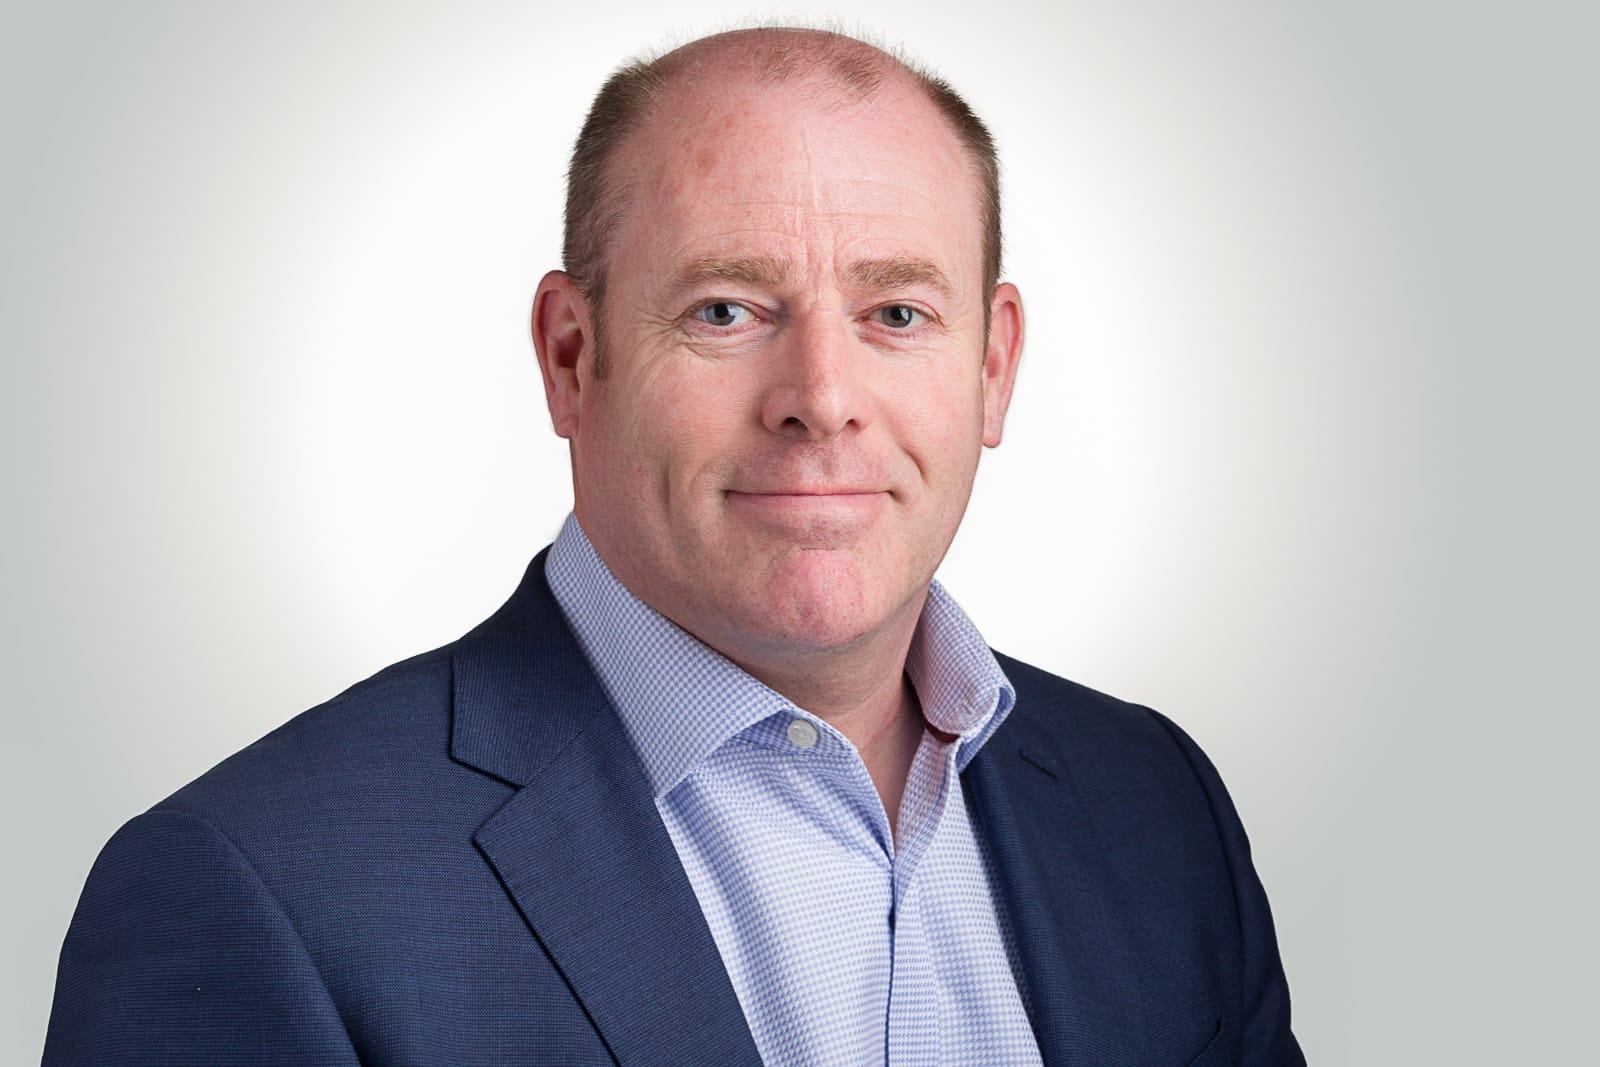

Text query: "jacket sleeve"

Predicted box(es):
[1152, 711, 1307, 1066]
[44, 808, 361, 1066]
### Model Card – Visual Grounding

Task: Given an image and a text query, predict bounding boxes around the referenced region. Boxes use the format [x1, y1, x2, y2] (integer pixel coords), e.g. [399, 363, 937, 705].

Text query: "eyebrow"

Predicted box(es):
[671, 255, 795, 294]
[844, 256, 955, 300]
[667, 253, 956, 301]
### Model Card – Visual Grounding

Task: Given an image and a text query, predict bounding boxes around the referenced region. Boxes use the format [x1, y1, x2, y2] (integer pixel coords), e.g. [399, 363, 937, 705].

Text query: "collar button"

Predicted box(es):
[785, 719, 819, 749]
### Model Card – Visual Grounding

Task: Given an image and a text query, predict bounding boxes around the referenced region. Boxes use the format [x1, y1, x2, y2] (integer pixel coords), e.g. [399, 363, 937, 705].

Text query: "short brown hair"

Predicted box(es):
[561, 29, 1002, 322]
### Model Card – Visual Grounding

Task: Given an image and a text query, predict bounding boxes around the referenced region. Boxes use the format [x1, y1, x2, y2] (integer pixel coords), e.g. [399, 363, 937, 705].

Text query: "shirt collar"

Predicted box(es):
[544, 513, 1015, 798]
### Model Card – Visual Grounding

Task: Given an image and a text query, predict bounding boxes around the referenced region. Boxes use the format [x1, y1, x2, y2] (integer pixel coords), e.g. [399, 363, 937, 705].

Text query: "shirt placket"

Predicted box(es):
[885, 732, 959, 1065]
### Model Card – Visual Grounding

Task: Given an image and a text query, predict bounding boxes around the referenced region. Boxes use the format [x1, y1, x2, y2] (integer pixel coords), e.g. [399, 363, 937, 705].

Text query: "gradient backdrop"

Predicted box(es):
[3, 1, 1595, 1062]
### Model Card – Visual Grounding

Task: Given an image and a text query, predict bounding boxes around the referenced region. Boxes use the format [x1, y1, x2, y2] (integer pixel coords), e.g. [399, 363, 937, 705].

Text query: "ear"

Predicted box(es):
[981, 282, 1024, 447]
[531, 270, 595, 440]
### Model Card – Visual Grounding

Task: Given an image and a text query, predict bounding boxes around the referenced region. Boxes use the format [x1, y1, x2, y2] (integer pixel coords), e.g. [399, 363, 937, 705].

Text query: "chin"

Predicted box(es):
[720, 551, 901, 653]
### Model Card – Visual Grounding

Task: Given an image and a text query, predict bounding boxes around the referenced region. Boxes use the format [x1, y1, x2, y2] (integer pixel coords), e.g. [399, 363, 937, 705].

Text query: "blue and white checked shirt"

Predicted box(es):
[546, 515, 1043, 1066]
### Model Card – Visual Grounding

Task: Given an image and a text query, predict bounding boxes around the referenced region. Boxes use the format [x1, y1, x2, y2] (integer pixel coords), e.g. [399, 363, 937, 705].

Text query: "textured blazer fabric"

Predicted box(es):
[46, 550, 1303, 1065]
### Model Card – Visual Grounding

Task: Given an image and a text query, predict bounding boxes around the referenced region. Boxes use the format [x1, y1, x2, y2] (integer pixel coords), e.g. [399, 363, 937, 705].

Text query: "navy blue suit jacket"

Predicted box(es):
[46, 552, 1303, 1065]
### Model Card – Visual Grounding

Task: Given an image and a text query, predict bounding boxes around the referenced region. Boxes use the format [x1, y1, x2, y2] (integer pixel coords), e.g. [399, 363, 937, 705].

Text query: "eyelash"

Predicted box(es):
[692, 301, 758, 328]
[872, 305, 928, 330]
[685, 300, 933, 333]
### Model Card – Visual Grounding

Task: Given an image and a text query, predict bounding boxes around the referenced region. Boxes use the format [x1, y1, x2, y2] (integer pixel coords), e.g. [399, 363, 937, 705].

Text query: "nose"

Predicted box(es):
[759, 313, 867, 440]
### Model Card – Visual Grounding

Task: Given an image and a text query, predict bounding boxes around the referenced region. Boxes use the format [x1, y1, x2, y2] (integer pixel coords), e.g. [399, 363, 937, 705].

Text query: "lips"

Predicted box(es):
[724, 488, 888, 523]
[725, 489, 890, 509]
[728, 488, 883, 497]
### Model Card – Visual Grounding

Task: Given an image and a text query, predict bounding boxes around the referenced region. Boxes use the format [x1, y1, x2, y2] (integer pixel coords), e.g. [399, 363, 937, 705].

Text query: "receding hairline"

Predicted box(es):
[563, 26, 1004, 370]
[565, 27, 999, 289]
[646, 27, 899, 97]
[592, 30, 943, 255]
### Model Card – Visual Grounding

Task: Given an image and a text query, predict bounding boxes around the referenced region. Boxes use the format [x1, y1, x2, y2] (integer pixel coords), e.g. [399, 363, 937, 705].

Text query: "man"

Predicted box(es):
[46, 27, 1302, 1066]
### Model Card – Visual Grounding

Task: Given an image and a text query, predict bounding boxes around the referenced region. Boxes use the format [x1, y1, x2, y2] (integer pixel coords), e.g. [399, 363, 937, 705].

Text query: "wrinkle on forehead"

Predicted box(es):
[643, 87, 965, 216]
[605, 56, 986, 319]
[802, 123, 818, 239]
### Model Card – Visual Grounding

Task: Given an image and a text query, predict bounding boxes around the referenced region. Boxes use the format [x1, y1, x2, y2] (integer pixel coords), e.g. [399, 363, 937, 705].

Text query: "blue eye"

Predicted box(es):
[875, 305, 925, 329]
[695, 301, 753, 327]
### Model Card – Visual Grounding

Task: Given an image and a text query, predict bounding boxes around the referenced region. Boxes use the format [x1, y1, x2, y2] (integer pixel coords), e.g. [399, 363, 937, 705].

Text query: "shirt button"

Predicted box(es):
[786, 719, 819, 749]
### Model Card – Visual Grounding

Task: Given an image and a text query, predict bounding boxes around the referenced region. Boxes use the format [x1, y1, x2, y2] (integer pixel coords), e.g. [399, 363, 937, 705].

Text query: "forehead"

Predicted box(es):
[613, 71, 984, 285]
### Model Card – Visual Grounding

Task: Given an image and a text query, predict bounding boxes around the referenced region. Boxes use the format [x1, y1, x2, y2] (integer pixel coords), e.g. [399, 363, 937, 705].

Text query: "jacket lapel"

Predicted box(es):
[964, 679, 1164, 1067]
[451, 553, 762, 1067]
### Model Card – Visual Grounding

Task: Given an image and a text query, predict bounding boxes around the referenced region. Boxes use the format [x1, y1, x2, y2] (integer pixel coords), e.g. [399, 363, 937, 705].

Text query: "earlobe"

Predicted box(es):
[981, 283, 1024, 448]
[531, 270, 593, 440]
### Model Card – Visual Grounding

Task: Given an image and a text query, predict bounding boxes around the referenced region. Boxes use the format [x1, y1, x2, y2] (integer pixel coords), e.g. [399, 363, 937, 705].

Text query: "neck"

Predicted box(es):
[725, 620, 928, 839]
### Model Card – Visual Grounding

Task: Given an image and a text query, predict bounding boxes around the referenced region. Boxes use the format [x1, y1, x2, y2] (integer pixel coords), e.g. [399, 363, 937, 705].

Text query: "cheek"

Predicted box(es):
[658, 372, 754, 433]
[885, 367, 986, 473]
[573, 385, 656, 516]
[585, 363, 758, 501]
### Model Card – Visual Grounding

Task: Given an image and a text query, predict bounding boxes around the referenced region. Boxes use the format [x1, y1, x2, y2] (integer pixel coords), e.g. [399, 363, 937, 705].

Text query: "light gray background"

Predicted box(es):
[4, 1, 1595, 1062]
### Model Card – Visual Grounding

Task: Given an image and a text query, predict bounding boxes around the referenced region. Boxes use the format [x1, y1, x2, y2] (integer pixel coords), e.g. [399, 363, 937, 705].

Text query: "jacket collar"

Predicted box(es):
[449, 551, 763, 1067]
[963, 653, 1173, 1067]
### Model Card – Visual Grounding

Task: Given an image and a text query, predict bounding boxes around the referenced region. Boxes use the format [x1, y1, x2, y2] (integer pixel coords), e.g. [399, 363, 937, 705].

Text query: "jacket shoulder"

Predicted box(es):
[150, 644, 517, 867]
[993, 651, 1208, 782]
[989, 653, 1305, 1065]
[159, 647, 455, 815]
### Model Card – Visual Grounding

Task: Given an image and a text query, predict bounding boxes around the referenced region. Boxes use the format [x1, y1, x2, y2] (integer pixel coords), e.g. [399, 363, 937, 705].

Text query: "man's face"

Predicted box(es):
[540, 72, 1022, 672]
